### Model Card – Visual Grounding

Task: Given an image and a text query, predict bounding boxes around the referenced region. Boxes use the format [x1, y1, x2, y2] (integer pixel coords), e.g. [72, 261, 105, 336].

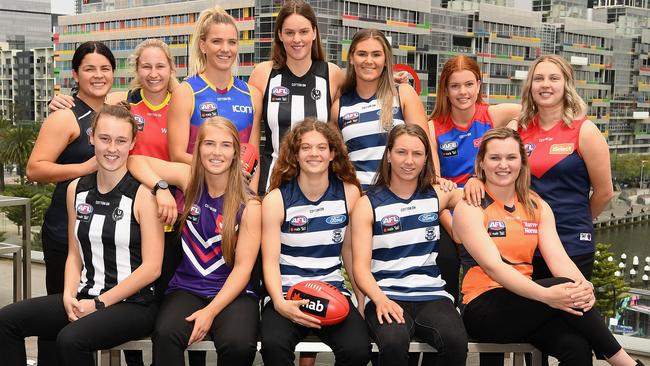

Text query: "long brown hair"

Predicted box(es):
[475, 127, 538, 219]
[373, 124, 437, 192]
[268, 118, 360, 192]
[180, 116, 256, 267]
[342, 29, 397, 131]
[271, 0, 325, 69]
[429, 55, 483, 122]
[518, 55, 586, 129]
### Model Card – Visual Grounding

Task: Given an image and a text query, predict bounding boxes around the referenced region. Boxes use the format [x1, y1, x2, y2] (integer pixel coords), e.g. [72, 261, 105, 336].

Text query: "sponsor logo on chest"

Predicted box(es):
[522, 221, 538, 235]
[199, 101, 218, 119]
[271, 86, 290, 103]
[381, 214, 401, 233]
[76, 203, 93, 222]
[440, 141, 458, 157]
[341, 111, 359, 127]
[188, 204, 201, 224]
[289, 215, 309, 232]
[549, 143, 574, 155]
[487, 220, 506, 237]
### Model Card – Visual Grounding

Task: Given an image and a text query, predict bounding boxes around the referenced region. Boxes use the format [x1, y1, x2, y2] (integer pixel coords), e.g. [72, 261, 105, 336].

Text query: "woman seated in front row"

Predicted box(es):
[454, 127, 643, 366]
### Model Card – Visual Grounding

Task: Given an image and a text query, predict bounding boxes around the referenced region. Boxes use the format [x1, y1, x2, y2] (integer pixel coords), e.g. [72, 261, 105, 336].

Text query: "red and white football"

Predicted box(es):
[286, 280, 350, 326]
[240, 142, 259, 177]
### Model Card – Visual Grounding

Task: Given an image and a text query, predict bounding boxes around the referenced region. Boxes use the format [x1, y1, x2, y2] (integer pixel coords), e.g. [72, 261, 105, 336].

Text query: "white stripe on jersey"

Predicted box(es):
[315, 77, 328, 120]
[348, 145, 386, 162]
[285, 200, 346, 220]
[383, 289, 454, 301]
[356, 171, 377, 185]
[88, 214, 106, 296]
[291, 94, 305, 124]
[371, 253, 438, 272]
[181, 239, 226, 277]
[374, 198, 440, 220]
[188, 221, 222, 249]
[281, 272, 344, 290]
[76, 191, 89, 290]
[115, 195, 133, 283]
[377, 273, 441, 289]
[267, 74, 282, 163]
[280, 254, 341, 269]
[280, 229, 347, 247]
[372, 226, 440, 250]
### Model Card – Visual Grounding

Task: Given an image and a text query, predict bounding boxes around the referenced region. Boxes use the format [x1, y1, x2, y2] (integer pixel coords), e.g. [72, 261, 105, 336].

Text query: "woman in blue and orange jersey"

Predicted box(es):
[332, 29, 446, 191]
[428, 55, 520, 305]
[454, 127, 641, 366]
[259, 119, 371, 366]
[516, 55, 613, 280]
[128, 117, 261, 366]
[167, 6, 262, 190]
[351, 124, 467, 366]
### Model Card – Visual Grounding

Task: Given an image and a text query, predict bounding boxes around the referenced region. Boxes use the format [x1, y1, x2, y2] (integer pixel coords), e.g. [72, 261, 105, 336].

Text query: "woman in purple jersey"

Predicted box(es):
[128, 117, 261, 366]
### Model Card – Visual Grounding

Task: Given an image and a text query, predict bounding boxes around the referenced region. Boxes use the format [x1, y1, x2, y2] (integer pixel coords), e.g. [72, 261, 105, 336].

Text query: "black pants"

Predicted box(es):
[365, 297, 467, 366]
[0, 294, 157, 366]
[438, 228, 460, 306]
[464, 277, 621, 366]
[41, 225, 67, 295]
[152, 291, 259, 366]
[260, 298, 371, 366]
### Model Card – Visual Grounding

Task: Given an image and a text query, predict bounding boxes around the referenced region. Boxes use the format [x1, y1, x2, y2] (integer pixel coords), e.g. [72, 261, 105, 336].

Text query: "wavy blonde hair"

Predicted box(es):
[188, 6, 239, 77]
[180, 116, 256, 267]
[129, 39, 179, 92]
[518, 55, 586, 129]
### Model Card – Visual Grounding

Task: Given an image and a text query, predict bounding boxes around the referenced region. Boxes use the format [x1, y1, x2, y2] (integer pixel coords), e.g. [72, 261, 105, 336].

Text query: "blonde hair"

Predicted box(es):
[518, 55, 586, 129]
[342, 29, 397, 131]
[188, 6, 239, 77]
[180, 116, 256, 267]
[129, 39, 179, 92]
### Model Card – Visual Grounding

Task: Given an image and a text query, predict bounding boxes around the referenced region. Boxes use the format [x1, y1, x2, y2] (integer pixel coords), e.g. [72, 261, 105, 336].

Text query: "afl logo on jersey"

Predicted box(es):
[76, 203, 93, 222]
[133, 115, 145, 131]
[418, 213, 438, 223]
[381, 215, 401, 234]
[487, 220, 506, 237]
[342, 112, 359, 127]
[524, 143, 535, 156]
[440, 141, 458, 157]
[325, 214, 347, 225]
[311, 88, 321, 101]
[332, 228, 343, 243]
[188, 204, 201, 224]
[289, 215, 308, 232]
[199, 102, 218, 119]
[271, 86, 290, 103]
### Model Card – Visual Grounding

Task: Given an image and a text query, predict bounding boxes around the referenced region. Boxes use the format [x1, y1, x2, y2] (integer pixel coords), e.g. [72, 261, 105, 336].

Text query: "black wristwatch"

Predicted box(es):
[94, 296, 105, 310]
[151, 180, 169, 195]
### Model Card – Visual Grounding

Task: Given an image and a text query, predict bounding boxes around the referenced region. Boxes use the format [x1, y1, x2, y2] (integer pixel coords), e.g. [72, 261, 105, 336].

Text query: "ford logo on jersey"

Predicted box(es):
[418, 213, 438, 223]
[325, 215, 347, 225]
[200, 102, 217, 111]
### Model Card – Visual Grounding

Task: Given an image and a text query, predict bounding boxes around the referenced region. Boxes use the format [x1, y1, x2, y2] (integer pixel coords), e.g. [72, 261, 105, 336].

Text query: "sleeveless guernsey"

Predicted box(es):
[185, 74, 255, 151]
[278, 176, 350, 296]
[43, 95, 96, 243]
[260, 60, 331, 190]
[434, 103, 493, 187]
[460, 192, 540, 304]
[75, 172, 153, 303]
[338, 91, 405, 189]
[127, 88, 170, 161]
[167, 188, 255, 298]
[518, 117, 593, 257]
[366, 185, 452, 302]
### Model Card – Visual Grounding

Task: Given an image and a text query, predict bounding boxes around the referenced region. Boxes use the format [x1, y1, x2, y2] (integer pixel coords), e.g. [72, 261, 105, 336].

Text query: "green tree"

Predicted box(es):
[0, 122, 39, 185]
[593, 242, 630, 319]
[0, 184, 52, 235]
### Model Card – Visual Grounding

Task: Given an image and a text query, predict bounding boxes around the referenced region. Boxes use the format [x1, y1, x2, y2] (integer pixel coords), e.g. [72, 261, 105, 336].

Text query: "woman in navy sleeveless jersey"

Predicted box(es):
[128, 117, 261, 366]
[516, 55, 613, 281]
[351, 124, 467, 366]
[1, 104, 163, 366]
[260, 119, 371, 366]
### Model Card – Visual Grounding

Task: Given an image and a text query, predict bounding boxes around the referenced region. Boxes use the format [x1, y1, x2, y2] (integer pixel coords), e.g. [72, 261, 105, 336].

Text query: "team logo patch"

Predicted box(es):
[418, 213, 438, 223]
[188, 204, 201, 224]
[342, 112, 359, 127]
[425, 226, 438, 241]
[549, 143, 574, 155]
[332, 228, 343, 243]
[199, 101, 218, 119]
[112, 207, 124, 221]
[381, 215, 401, 234]
[311, 88, 321, 101]
[133, 115, 145, 131]
[487, 220, 506, 237]
[325, 215, 347, 225]
[473, 138, 482, 148]
[271, 86, 290, 103]
[522, 221, 538, 235]
[524, 143, 535, 156]
[440, 141, 458, 157]
[289, 215, 309, 233]
[580, 233, 592, 241]
[76, 203, 93, 222]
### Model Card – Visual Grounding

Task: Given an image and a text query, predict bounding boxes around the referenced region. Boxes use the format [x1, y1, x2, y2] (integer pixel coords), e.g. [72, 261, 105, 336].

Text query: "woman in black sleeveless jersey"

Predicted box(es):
[27, 42, 115, 296]
[0, 104, 163, 366]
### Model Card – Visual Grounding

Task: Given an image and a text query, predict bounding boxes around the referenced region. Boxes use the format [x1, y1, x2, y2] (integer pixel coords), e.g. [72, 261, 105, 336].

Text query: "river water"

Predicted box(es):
[596, 223, 650, 263]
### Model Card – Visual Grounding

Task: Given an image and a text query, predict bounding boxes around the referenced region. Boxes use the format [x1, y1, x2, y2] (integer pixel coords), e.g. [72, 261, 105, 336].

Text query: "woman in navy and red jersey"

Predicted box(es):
[428, 55, 520, 305]
[516, 55, 613, 281]
[454, 127, 641, 366]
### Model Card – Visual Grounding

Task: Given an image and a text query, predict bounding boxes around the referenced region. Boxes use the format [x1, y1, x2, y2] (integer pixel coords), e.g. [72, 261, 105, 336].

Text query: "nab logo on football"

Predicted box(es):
[440, 141, 458, 157]
[289, 215, 308, 232]
[381, 215, 401, 233]
[325, 215, 346, 225]
[487, 220, 506, 237]
[271, 86, 290, 103]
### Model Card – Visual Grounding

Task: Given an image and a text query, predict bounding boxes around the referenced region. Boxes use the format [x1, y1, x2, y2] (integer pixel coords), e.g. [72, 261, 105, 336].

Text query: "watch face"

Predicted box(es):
[158, 180, 169, 190]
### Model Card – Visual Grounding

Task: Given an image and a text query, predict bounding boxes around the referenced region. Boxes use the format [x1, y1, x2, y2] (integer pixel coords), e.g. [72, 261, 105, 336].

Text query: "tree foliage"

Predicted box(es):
[593, 242, 630, 318]
[0, 184, 53, 234]
[611, 153, 650, 185]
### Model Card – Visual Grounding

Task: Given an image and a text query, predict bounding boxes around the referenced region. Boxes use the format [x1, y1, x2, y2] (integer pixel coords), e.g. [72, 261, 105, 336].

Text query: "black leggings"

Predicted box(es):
[0, 294, 157, 366]
[438, 228, 461, 306]
[464, 277, 621, 366]
[260, 298, 371, 366]
[365, 297, 468, 366]
[152, 291, 259, 366]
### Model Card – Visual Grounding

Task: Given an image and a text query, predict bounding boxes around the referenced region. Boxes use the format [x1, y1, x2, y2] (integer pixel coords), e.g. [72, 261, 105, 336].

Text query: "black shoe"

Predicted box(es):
[636, 360, 646, 366]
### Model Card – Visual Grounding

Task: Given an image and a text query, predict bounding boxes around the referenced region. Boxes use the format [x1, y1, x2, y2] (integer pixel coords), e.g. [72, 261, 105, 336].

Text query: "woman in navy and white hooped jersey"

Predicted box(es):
[351, 123, 468, 366]
[0, 104, 163, 366]
[259, 118, 371, 366]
